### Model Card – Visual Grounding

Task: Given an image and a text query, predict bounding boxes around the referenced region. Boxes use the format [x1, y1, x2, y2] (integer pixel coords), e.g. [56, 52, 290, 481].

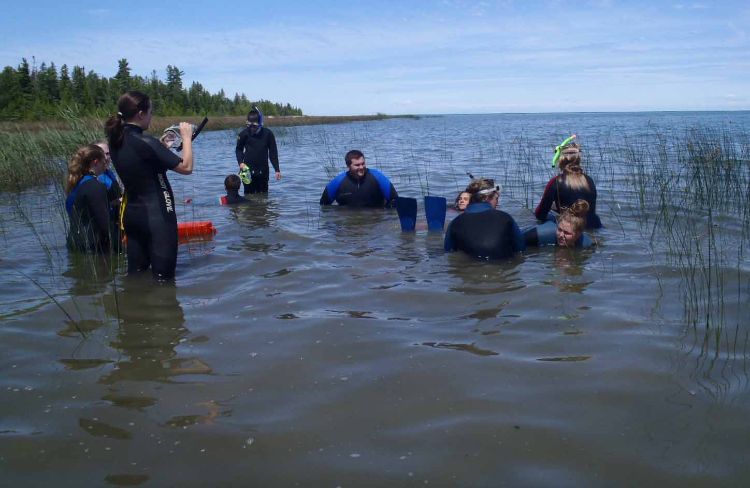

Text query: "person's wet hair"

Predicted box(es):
[466, 178, 499, 204]
[66, 144, 106, 194]
[557, 142, 589, 191]
[559, 199, 590, 235]
[225, 174, 241, 191]
[345, 149, 365, 166]
[104, 91, 151, 150]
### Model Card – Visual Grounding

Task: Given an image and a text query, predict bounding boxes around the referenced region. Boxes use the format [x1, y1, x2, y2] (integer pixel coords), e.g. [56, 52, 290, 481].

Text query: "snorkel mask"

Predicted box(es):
[246, 106, 264, 134]
[161, 117, 209, 150]
[552, 134, 577, 168]
[161, 124, 185, 150]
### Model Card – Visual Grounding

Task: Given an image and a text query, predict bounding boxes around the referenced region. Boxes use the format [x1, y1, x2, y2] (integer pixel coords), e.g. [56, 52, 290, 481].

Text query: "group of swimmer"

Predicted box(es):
[64, 90, 602, 282]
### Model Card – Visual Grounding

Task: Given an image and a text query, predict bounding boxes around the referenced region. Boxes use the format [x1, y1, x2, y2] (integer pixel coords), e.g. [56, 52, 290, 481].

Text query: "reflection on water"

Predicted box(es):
[99, 276, 210, 385]
[1, 112, 749, 485]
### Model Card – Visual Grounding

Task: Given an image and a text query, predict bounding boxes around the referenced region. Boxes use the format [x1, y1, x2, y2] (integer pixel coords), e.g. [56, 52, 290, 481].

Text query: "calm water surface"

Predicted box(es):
[1, 112, 749, 486]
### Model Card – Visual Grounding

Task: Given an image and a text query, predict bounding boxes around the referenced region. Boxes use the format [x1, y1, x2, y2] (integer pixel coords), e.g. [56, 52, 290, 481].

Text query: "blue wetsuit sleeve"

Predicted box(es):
[386, 183, 398, 207]
[369, 169, 397, 206]
[320, 188, 333, 205]
[320, 172, 347, 205]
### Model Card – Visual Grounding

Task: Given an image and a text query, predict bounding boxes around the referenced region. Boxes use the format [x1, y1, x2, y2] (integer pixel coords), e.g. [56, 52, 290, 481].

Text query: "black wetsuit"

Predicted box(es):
[235, 127, 279, 194]
[112, 124, 182, 280]
[444, 202, 525, 259]
[535, 174, 602, 229]
[66, 176, 113, 253]
[319, 169, 398, 207]
[98, 169, 122, 221]
[224, 190, 251, 204]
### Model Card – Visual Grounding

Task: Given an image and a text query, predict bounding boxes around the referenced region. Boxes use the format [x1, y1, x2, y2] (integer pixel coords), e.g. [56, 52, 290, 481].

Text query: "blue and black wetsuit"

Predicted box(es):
[66, 175, 113, 253]
[112, 124, 182, 280]
[235, 127, 279, 194]
[535, 175, 602, 229]
[444, 202, 525, 259]
[523, 221, 593, 248]
[320, 169, 398, 207]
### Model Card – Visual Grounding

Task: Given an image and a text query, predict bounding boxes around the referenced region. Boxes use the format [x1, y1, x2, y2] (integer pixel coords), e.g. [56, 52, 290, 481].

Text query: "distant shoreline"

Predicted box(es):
[0, 114, 419, 134]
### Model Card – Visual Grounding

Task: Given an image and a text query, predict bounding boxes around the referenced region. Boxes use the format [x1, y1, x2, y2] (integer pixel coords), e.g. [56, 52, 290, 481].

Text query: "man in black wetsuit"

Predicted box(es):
[444, 178, 524, 260]
[235, 107, 281, 194]
[319, 149, 398, 207]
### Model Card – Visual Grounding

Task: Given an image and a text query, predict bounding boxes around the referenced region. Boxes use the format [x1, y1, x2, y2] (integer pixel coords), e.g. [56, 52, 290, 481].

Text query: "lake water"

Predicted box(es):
[1, 112, 749, 486]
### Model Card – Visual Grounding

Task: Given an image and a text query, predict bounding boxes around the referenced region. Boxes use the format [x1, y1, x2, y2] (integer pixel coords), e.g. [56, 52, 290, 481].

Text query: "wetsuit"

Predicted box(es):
[224, 189, 251, 205]
[112, 124, 182, 280]
[98, 169, 122, 221]
[66, 175, 112, 253]
[235, 127, 279, 194]
[523, 221, 593, 248]
[320, 169, 398, 207]
[444, 202, 525, 259]
[534, 174, 602, 229]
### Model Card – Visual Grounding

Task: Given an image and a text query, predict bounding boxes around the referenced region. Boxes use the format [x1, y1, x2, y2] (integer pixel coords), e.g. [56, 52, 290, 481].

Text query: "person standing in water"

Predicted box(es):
[235, 107, 281, 194]
[104, 90, 195, 281]
[65, 144, 114, 253]
[535, 139, 602, 229]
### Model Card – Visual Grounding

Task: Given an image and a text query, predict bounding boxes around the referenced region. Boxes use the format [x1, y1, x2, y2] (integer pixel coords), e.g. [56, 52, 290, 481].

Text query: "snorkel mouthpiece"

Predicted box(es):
[552, 134, 577, 168]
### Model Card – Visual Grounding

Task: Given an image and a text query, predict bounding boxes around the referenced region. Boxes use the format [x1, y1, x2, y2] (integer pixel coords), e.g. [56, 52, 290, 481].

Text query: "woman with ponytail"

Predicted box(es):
[534, 141, 602, 229]
[105, 90, 195, 281]
[65, 144, 113, 253]
[524, 199, 594, 249]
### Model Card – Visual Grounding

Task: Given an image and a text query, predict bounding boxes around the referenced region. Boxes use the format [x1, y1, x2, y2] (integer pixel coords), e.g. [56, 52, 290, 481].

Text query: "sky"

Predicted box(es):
[1, 0, 748, 115]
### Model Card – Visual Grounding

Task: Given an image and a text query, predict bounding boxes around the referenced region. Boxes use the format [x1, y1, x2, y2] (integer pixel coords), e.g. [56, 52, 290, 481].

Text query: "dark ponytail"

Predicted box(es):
[104, 91, 151, 150]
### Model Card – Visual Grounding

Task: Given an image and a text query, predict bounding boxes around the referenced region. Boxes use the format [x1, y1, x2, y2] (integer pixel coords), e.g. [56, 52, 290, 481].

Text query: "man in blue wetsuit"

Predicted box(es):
[320, 149, 398, 207]
[444, 178, 525, 260]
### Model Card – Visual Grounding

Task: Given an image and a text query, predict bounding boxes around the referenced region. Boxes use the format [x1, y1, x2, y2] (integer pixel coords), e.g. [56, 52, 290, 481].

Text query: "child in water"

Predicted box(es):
[221, 174, 251, 205]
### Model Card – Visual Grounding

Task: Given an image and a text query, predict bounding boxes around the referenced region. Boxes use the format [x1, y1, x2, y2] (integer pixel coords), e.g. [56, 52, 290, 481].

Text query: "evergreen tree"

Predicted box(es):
[0, 57, 304, 120]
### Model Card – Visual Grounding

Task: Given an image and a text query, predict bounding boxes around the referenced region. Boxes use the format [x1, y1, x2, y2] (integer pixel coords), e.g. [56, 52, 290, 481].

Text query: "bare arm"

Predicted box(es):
[173, 122, 194, 175]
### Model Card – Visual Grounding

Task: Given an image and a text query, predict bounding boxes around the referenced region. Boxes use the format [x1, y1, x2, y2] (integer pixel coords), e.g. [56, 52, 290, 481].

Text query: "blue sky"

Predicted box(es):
[1, 0, 748, 114]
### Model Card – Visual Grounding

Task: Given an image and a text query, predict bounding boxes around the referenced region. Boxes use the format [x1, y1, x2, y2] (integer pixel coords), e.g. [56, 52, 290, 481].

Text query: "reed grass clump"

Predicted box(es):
[0, 110, 102, 191]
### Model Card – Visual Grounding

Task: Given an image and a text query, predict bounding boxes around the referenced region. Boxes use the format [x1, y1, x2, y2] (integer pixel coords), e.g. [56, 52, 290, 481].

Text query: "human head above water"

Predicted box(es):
[557, 142, 582, 172]
[246, 107, 263, 133]
[224, 174, 241, 192]
[556, 199, 589, 247]
[104, 91, 152, 149]
[66, 144, 106, 194]
[466, 178, 500, 207]
[455, 191, 471, 211]
[345, 149, 367, 179]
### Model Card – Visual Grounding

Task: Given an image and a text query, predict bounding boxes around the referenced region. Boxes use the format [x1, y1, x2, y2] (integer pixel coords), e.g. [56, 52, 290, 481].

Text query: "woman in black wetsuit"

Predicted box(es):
[104, 91, 195, 281]
[65, 144, 113, 253]
[534, 142, 602, 229]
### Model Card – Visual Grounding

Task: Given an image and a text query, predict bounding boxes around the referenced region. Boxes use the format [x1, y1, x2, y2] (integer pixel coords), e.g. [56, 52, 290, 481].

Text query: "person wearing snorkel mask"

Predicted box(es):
[535, 140, 602, 229]
[235, 107, 281, 194]
[444, 178, 525, 260]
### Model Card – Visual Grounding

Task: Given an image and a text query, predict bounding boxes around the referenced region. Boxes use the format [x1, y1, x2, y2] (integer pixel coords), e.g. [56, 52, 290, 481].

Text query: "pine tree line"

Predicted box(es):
[0, 58, 303, 121]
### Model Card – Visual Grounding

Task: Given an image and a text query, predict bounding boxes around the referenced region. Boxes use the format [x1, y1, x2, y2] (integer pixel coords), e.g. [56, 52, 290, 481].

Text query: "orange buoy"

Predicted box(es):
[177, 221, 217, 242]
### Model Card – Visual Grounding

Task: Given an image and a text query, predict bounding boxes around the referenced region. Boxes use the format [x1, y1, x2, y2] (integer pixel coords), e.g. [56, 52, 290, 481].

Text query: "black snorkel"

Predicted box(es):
[176, 116, 209, 151]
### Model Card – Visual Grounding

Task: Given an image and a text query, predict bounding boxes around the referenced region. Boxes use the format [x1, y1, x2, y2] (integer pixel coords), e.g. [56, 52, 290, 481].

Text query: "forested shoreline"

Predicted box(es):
[0, 58, 303, 120]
